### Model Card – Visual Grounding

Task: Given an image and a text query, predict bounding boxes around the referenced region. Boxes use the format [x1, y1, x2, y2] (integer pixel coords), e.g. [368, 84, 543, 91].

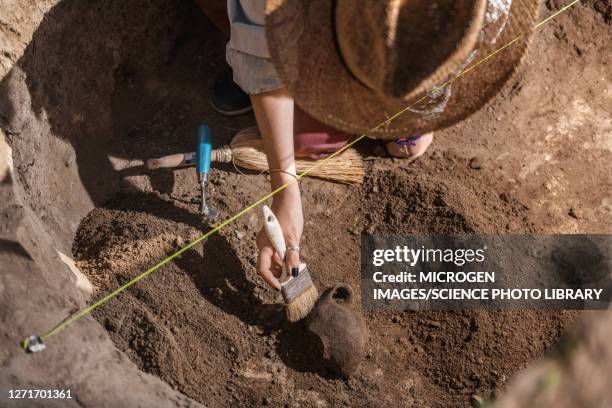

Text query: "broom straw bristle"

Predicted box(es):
[229, 127, 364, 184]
[285, 284, 319, 322]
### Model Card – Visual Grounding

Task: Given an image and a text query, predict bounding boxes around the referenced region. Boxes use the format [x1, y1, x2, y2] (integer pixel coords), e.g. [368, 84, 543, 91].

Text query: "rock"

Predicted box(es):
[469, 157, 482, 169]
[235, 230, 245, 240]
[174, 236, 184, 247]
[470, 395, 484, 407]
[568, 207, 580, 219]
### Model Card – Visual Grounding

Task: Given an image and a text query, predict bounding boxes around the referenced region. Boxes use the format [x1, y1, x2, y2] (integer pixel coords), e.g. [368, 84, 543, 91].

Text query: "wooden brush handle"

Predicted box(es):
[262, 205, 289, 282]
[262, 205, 286, 259]
[146, 153, 196, 170]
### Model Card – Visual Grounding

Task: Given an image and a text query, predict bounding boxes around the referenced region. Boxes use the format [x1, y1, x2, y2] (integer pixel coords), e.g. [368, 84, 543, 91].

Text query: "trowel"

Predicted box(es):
[196, 124, 218, 223]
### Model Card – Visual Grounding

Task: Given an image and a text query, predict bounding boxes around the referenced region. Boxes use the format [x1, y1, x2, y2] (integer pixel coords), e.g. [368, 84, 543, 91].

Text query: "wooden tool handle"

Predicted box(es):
[146, 153, 188, 170]
[146, 152, 198, 170]
[262, 205, 286, 261]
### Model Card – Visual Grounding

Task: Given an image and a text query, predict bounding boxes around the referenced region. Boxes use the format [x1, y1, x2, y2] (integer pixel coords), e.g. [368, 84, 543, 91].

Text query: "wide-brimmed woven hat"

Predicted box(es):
[265, 0, 539, 138]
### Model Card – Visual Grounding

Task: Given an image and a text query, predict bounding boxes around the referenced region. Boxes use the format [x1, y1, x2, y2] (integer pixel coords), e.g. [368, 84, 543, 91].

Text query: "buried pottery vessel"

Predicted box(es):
[306, 283, 368, 377]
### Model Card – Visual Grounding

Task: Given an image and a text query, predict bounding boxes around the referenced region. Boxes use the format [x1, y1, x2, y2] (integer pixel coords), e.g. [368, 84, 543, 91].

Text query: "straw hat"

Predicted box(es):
[265, 0, 539, 138]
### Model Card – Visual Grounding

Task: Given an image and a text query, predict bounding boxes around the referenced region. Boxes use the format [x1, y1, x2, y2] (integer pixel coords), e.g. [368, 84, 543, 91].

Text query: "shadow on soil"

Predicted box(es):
[0, 0, 235, 206]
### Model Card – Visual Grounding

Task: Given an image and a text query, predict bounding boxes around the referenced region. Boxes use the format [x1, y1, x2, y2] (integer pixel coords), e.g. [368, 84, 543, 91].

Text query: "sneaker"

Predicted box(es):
[210, 66, 252, 116]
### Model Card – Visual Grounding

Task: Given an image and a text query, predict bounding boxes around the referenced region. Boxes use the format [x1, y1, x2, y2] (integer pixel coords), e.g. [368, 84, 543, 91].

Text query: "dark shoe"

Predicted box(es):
[210, 66, 252, 116]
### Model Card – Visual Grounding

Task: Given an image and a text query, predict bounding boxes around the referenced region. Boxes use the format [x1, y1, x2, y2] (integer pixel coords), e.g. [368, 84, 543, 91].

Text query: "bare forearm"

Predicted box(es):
[250, 87, 298, 190]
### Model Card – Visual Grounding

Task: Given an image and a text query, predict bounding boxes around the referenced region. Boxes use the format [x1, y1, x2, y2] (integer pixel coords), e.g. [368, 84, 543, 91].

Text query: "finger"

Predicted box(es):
[285, 248, 301, 276]
[272, 252, 284, 272]
[256, 247, 281, 290]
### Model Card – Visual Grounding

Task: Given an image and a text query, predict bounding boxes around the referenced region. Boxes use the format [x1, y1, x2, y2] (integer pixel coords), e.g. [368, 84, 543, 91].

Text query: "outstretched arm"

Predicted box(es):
[250, 87, 303, 290]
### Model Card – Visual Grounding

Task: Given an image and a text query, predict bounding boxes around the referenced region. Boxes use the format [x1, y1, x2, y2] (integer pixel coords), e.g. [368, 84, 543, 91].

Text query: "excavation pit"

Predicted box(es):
[3, 0, 610, 406]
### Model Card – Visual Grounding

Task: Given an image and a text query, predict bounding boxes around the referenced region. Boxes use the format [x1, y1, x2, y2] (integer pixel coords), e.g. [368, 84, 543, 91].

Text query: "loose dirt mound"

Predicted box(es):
[363, 151, 533, 234]
[74, 152, 578, 407]
[74, 192, 330, 406]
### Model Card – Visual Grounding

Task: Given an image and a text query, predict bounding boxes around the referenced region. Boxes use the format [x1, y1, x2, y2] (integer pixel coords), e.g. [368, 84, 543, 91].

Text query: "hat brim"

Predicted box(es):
[266, 0, 540, 138]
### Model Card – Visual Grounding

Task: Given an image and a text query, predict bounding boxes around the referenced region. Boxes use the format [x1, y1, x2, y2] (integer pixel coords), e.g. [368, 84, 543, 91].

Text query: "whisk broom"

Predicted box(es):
[146, 127, 364, 184]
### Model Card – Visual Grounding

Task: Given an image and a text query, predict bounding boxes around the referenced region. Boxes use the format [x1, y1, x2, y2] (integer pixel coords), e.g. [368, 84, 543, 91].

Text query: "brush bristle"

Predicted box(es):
[285, 284, 318, 322]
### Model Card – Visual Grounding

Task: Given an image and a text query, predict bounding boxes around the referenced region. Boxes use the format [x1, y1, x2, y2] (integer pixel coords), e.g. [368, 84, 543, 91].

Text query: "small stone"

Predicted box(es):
[391, 315, 401, 323]
[499, 192, 510, 203]
[471, 395, 484, 408]
[174, 236, 184, 247]
[568, 207, 580, 219]
[235, 230, 245, 240]
[428, 320, 441, 328]
[469, 157, 482, 169]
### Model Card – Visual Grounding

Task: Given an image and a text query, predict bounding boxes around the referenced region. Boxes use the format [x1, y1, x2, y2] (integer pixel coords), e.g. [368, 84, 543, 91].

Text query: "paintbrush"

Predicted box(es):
[262, 205, 318, 321]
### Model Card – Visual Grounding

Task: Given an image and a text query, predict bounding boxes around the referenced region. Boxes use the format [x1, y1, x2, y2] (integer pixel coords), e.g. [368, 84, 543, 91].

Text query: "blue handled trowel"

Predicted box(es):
[196, 124, 218, 223]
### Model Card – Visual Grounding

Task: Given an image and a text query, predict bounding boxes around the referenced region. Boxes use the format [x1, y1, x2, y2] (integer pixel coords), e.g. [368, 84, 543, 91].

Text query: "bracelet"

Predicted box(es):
[286, 245, 301, 252]
[269, 169, 298, 179]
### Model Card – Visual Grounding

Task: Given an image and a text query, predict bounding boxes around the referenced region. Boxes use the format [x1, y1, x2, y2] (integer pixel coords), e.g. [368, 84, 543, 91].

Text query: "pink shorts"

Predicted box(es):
[293, 107, 351, 160]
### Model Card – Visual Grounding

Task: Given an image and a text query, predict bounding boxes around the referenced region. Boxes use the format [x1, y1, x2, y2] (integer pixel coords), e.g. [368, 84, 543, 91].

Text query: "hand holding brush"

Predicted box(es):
[259, 205, 318, 321]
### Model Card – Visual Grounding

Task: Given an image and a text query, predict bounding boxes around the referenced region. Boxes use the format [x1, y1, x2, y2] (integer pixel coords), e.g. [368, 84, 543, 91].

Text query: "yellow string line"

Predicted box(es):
[535, 0, 579, 28]
[33, 0, 578, 344]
